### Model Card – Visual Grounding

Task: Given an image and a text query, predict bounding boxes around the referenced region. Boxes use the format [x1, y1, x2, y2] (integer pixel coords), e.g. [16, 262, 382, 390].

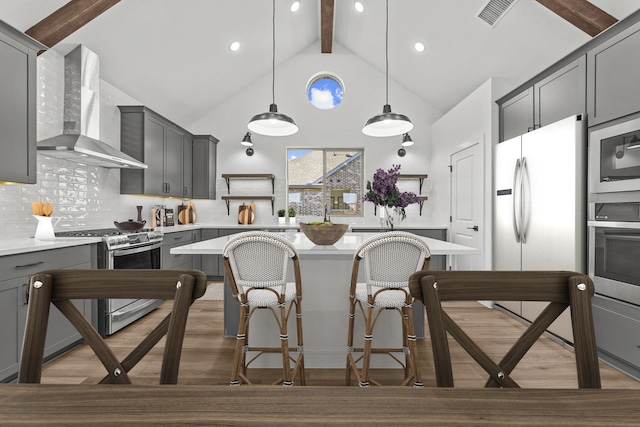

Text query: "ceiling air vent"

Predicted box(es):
[477, 0, 519, 27]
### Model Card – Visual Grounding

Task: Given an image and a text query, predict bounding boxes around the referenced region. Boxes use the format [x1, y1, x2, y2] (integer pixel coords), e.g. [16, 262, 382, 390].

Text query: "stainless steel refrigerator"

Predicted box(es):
[493, 115, 587, 340]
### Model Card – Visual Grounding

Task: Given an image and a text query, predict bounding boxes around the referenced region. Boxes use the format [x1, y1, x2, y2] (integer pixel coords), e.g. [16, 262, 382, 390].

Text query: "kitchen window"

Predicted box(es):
[306, 73, 344, 110]
[287, 148, 363, 218]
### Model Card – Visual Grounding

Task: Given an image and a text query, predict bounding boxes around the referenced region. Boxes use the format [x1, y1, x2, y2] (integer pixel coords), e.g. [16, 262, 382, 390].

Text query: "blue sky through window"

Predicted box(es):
[307, 76, 343, 110]
[288, 149, 312, 161]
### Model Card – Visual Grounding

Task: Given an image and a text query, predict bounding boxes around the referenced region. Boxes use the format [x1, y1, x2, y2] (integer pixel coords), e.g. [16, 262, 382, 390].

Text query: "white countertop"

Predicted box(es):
[0, 237, 102, 257]
[171, 231, 479, 256]
[159, 222, 448, 233]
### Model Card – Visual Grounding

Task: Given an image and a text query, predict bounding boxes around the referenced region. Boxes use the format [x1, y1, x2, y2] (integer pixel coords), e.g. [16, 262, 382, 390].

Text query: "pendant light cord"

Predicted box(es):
[272, 0, 276, 105]
[385, 0, 389, 105]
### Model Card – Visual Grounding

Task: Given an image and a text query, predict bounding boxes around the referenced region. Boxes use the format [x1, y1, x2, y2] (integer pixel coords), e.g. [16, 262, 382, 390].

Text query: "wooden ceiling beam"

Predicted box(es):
[535, 0, 617, 37]
[321, 0, 334, 53]
[25, 0, 121, 49]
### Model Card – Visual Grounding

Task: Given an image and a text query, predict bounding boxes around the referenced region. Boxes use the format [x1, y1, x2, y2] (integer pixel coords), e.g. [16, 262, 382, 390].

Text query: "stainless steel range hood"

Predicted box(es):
[37, 45, 147, 169]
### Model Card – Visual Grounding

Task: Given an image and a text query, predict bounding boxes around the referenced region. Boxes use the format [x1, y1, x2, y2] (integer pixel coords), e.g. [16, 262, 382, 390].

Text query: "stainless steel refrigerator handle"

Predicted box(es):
[521, 157, 528, 244]
[513, 158, 522, 243]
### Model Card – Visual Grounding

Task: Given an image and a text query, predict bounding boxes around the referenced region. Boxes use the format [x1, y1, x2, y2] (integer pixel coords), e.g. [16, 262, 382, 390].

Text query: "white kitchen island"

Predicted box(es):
[172, 231, 479, 368]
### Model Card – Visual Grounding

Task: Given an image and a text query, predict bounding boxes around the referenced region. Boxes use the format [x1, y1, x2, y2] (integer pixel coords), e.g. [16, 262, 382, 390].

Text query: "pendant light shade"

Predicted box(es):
[363, 105, 413, 137]
[362, 0, 412, 137]
[248, 0, 298, 136]
[248, 104, 298, 137]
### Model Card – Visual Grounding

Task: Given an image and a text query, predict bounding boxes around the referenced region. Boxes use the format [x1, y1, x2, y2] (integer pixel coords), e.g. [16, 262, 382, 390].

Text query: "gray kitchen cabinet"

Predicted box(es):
[119, 106, 187, 198]
[199, 228, 220, 278]
[0, 244, 95, 383]
[499, 56, 586, 142]
[0, 21, 45, 184]
[500, 87, 534, 142]
[162, 230, 197, 270]
[534, 56, 586, 129]
[592, 295, 640, 379]
[192, 229, 202, 271]
[182, 133, 193, 199]
[192, 135, 219, 200]
[587, 20, 640, 127]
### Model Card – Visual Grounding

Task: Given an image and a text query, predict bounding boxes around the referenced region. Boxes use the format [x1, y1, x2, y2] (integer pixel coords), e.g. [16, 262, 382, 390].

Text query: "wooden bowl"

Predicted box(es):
[299, 223, 349, 245]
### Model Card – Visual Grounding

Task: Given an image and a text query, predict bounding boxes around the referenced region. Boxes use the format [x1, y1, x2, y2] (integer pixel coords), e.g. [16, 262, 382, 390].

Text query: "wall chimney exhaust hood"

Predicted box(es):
[37, 45, 147, 169]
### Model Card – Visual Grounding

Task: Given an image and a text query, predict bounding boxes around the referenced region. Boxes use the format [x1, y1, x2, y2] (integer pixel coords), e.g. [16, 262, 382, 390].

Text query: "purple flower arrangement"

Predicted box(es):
[363, 164, 418, 221]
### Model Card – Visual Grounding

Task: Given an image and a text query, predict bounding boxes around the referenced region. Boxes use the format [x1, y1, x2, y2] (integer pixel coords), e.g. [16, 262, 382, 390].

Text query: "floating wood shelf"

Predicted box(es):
[220, 196, 275, 215]
[373, 196, 428, 216]
[221, 174, 275, 194]
[372, 174, 429, 216]
[399, 174, 428, 194]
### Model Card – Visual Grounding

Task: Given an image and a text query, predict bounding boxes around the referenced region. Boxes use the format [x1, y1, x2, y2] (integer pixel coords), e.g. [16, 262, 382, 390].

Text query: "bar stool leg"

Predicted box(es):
[230, 302, 250, 386]
[404, 303, 423, 388]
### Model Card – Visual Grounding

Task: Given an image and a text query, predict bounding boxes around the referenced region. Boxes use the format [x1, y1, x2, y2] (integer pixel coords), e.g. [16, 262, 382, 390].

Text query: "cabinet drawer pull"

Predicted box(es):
[15, 261, 44, 269]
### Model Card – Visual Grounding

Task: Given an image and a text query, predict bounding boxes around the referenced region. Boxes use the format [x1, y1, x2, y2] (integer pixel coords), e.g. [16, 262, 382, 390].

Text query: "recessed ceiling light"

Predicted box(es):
[354, 2, 364, 13]
[291, 1, 300, 12]
[229, 41, 240, 52]
[414, 42, 425, 52]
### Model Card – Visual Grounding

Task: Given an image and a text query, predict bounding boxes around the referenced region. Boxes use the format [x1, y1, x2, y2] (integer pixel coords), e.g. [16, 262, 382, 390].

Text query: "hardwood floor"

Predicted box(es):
[39, 294, 640, 388]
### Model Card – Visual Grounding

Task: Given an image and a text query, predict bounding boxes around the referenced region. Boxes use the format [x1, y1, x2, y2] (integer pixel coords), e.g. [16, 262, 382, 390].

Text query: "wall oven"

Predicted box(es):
[56, 228, 164, 336]
[589, 116, 640, 193]
[588, 202, 640, 307]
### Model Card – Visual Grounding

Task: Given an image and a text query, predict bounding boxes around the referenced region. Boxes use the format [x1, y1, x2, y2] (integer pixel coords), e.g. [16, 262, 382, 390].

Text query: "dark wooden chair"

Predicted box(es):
[408, 270, 601, 388]
[18, 269, 208, 385]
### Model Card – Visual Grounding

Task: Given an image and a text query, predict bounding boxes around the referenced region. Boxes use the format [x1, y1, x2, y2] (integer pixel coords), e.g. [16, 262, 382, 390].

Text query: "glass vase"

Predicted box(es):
[380, 206, 399, 231]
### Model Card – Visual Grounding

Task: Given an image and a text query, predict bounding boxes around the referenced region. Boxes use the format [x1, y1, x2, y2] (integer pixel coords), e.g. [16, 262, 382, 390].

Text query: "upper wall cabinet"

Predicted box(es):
[0, 21, 46, 184]
[587, 21, 640, 127]
[119, 106, 187, 198]
[500, 87, 534, 142]
[183, 133, 193, 199]
[499, 56, 586, 142]
[192, 135, 218, 200]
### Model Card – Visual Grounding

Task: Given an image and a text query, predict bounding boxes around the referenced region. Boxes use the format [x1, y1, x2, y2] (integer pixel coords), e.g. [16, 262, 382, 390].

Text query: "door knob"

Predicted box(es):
[467, 225, 479, 232]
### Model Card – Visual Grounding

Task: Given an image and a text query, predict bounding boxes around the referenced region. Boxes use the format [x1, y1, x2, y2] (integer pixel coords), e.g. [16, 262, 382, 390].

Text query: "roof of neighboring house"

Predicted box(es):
[288, 151, 360, 186]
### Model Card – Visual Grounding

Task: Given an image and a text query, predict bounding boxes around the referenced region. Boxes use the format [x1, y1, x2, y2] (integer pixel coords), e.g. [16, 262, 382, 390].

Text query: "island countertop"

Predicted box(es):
[171, 231, 478, 256]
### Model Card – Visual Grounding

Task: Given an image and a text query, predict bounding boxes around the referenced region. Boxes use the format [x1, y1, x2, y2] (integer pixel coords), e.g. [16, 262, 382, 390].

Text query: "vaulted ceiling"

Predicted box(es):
[1, 0, 639, 128]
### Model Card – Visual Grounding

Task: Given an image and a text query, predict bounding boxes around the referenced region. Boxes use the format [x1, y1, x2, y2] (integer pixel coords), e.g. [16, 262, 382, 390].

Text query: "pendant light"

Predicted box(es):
[248, 0, 298, 136]
[362, 0, 413, 137]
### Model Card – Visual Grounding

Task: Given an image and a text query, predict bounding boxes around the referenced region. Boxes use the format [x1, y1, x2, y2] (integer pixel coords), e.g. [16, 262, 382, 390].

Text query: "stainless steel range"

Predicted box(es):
[56, 228, 164, 336]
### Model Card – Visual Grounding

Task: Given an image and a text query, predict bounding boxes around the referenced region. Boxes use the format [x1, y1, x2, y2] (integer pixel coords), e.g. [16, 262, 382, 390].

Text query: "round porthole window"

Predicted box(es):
[307, 73, 344, 110]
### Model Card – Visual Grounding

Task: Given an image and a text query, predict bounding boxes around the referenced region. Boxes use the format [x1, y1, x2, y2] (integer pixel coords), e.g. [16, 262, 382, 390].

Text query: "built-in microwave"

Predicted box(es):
[589, 116, 640, 193]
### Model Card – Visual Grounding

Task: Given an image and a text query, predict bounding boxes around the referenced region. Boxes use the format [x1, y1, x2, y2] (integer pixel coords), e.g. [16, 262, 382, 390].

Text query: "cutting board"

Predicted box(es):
[238, 202, 255, 225]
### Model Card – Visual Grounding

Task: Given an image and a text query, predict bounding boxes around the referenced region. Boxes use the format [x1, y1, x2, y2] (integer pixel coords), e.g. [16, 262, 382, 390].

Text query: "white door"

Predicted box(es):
[450, 143, 484, 270]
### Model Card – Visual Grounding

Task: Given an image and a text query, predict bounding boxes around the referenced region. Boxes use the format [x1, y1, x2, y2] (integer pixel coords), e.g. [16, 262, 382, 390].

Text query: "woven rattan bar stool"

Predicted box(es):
[223, 231, 305, 386]
[346, 231, 431, 387]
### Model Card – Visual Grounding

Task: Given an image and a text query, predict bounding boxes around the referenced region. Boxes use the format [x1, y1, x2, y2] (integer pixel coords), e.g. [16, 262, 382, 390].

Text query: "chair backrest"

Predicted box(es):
[223, 231, 301, 297]
[18, 269, 208, 385]
[355, 231, 431, 288]
[409, 270, 601, 389]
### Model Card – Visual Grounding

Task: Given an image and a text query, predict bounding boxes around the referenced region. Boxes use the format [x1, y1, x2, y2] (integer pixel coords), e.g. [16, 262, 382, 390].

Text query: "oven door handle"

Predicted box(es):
[111, 299, 162, 321]
[601, 234, 640, 241]
[111, 242, 163, 257]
